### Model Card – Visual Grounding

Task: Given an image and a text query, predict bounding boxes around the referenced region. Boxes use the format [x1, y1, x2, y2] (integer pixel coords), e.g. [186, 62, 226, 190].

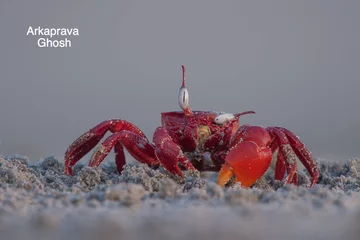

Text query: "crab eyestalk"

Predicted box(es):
[234, 111, 256, 118]
[178, 65, 193, 117]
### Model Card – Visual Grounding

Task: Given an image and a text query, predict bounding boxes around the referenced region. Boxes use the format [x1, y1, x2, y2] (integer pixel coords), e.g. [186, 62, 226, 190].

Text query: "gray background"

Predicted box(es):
[0, 0, 359, 163]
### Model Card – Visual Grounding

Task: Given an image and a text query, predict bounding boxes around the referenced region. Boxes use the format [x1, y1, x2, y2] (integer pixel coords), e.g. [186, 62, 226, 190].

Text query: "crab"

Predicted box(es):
[64, 65, 319, 188]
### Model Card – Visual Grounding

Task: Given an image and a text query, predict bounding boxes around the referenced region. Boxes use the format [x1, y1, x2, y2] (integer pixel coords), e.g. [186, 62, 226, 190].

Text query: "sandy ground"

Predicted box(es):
[0, 155, 359, 240]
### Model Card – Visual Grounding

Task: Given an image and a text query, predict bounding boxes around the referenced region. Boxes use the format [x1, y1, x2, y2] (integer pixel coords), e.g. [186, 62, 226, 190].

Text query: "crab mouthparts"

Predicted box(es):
[197, 125, 211, 146]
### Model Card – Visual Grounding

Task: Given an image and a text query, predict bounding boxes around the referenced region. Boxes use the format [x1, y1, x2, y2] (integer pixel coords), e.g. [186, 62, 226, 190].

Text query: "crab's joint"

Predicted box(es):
[184, 106, 193, 117]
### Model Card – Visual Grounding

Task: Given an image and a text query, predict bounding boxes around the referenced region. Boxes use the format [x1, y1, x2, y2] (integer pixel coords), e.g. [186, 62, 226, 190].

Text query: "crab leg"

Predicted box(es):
[267, 127, 299, 185]
[218, 126, 273, 187]
[153, 127, 195, 178]
[267, 127, 318, 187]
[269, 141, 287, 182]
[89, 130, 159, 173]
[273, 127, 319, 187]
[64, 119, 148, 175]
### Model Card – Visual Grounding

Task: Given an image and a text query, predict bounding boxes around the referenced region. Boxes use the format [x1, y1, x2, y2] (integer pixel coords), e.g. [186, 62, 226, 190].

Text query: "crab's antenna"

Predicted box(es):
[181, 64, 186, 87]
[235, 111, 256, 118]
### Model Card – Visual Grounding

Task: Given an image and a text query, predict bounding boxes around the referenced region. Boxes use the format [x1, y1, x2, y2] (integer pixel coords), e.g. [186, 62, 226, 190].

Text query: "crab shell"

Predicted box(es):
[161, 111, 239, 153]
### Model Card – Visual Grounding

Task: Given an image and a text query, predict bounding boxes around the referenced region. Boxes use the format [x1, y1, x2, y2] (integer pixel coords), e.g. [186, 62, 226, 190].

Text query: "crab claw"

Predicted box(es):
[217, 141, 272, 187]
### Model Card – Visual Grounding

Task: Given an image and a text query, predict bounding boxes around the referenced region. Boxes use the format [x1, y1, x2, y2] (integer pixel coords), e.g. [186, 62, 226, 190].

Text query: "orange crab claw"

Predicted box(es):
[217, 141, 272, 187]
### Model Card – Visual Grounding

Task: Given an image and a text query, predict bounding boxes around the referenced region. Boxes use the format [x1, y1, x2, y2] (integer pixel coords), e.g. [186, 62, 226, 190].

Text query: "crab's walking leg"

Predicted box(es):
[64, 119, 149, 175]
[153, 127, 195, 178]
[274, 127, 319, 187]
[218, 126, 273, 187]
[269, 141, 287, 182]
[267, 127, 300, 185]
[267, 127, 319, 187]
[89, 131, 159, 173]
[272, 142, 299, 184]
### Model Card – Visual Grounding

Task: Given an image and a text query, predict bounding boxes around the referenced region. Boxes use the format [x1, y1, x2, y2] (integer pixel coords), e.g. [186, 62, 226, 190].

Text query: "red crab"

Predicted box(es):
[64, 65, 319, 188]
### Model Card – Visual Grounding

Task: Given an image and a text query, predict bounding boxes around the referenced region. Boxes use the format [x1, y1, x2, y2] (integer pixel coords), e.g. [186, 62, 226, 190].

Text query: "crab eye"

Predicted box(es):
[178, 86, 189, 110]
[214, 113, 235, 125]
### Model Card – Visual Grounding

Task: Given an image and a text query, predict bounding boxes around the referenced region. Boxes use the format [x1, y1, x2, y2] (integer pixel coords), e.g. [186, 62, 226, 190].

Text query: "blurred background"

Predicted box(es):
[0, 0, 359, 163]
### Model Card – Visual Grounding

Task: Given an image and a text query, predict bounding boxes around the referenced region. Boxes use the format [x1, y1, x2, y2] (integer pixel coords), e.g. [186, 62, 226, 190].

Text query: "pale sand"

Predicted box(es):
[0, 155, 359, 240]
